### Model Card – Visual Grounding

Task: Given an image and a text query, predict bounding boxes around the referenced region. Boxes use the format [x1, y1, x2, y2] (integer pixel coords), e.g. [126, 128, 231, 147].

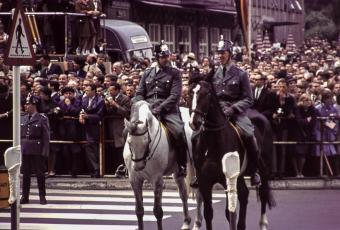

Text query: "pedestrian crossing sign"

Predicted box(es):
[4, 1, 35, 66]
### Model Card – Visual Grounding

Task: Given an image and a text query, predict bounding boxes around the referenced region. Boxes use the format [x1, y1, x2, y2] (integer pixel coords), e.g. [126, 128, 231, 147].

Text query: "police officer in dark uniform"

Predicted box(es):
[212, 36, 261, 186]
[20, 95, 50, 205]
[133, 40, 187, 176]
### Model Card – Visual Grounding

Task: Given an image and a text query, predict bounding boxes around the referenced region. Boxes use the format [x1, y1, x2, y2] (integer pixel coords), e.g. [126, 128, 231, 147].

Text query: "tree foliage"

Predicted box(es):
[305, 0, 340, 40]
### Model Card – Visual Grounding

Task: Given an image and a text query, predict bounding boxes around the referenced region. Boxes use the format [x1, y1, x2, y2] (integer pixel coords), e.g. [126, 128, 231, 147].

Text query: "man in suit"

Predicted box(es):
[40, 55, 63, 78]
[104, 82, 131, 174]
[133, 40, 187, 177]
[20, 95, 50, 205]
[252, 73, 276, 122]
[80, 83, 105, 177]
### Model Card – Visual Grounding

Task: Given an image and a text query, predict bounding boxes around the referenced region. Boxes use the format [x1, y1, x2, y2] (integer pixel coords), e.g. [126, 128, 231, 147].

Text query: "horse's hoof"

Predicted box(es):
[260, 223, 268, 230]
[192, 224, 201, 230]
[181, 222, 190, 230]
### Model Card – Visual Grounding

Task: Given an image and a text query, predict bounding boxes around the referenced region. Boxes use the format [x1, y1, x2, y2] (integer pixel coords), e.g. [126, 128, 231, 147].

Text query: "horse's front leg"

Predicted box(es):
[237, 177, 249, 230]
[174, 173, 191, 230]
[153, 177, 164, 230]
[199, 182, 213, 230]
[131, 179, 144, 230]
[192, 189, 203, 230]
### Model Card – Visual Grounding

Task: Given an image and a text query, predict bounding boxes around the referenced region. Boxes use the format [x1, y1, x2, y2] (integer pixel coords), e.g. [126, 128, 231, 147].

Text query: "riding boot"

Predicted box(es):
[20, 175, 30, 204]
[244, 136, 261, 186]
[37, 176, 47, 205]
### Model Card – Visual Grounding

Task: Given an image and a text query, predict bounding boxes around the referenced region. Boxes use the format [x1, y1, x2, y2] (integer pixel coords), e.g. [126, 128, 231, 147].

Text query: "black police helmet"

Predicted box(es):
[217, 35, 233, 53]
[26, 95, 41, 106]
[154, 40, 171, 58]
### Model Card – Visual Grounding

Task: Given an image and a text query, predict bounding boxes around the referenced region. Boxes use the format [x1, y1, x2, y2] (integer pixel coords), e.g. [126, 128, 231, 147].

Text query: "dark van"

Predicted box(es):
[102, 19, 153, 62]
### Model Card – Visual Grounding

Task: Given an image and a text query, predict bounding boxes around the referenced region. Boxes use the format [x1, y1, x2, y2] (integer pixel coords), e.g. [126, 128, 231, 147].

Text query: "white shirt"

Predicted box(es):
[255, 86, 264, 100]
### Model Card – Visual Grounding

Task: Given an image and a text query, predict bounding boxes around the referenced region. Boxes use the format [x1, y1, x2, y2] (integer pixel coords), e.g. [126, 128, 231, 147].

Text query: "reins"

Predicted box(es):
[129, 120, 163, 163]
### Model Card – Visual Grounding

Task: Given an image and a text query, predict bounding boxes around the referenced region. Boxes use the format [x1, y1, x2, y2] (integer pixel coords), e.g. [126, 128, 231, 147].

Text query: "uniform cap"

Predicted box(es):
[26, 95, 41, 105]
[154, 40, 171, 57]
[217, 35, 233, 53]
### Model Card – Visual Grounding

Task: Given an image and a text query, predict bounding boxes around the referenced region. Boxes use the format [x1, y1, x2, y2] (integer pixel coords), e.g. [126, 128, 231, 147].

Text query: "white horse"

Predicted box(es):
[124, 100, 197, 230]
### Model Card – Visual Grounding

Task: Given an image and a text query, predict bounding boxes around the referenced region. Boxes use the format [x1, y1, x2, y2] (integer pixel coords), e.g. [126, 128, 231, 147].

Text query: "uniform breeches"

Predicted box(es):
[162, 113, 187, 166]
[234, 115, 255, 138]
[22, 155, 46, 198]
[22, 155, 45, 177]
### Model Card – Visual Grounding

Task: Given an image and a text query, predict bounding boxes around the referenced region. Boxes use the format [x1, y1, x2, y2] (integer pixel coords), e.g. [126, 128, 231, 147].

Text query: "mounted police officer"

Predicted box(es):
[212, 36, 261, 186]
[20, 95, 50, 205]
[132, 40, 187, 177]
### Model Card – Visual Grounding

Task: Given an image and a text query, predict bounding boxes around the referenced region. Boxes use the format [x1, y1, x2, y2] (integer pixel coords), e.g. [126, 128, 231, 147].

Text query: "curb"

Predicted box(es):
[28, 176, 340, 190]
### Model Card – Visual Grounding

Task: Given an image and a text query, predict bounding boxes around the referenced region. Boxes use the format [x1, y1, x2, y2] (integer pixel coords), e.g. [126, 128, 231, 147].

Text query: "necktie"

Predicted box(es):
[28, 115, 32, 121]
[222, 66, 226, 77]
[255, 88, 260, 100]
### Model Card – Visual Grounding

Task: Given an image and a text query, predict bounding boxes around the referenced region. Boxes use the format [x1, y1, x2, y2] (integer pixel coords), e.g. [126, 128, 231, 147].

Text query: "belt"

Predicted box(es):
[147, 94, 166, 100]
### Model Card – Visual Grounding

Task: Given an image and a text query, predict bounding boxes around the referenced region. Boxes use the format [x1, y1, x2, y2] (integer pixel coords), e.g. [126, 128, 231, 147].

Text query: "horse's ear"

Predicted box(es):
[204, 66, 215, 83]
[188, 68, 203, 86]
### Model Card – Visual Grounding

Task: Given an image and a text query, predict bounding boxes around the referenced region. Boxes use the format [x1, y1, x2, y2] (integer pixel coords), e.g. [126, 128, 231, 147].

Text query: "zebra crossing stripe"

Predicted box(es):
[0, 212, 170, 221]
[23, 195, 220, 204]
[22, 203, 196, 212]
[29, 189, 226, 198]
[0, 223, 138, 230]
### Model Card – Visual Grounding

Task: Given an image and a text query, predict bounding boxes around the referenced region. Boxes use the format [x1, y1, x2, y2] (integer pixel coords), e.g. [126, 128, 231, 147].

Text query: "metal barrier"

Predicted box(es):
[0, 11, 106, 57]
[1, 115, 340, 177]
[272, 116, 340, 177]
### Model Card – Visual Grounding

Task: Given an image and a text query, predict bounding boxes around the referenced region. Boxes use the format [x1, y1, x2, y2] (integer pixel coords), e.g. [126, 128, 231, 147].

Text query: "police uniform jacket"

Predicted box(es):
[134, 65, 182, 115]
[212, 65, 253, 115]
[21, 112, 50, 158]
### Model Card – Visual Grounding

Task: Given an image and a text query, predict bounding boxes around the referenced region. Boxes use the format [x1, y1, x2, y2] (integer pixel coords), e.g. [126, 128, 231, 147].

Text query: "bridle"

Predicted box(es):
[192, 87, 229, 132]
[128, 120, 162, 163]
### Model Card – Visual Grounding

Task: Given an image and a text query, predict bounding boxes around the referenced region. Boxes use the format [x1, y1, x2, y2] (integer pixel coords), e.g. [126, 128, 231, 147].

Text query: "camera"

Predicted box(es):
[277, 107, 284, 116]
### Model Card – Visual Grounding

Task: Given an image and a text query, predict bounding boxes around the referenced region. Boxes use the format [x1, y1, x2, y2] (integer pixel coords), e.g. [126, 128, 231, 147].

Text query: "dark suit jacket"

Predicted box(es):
[41, 63, 63, 78]
[82, 95, 105, 142]
[252, 86, 277, 121]
[105, 93, 131, 147]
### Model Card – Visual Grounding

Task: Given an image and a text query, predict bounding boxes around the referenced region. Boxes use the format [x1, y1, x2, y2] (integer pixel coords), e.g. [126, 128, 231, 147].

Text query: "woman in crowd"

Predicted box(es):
[293, 94, 318, 177]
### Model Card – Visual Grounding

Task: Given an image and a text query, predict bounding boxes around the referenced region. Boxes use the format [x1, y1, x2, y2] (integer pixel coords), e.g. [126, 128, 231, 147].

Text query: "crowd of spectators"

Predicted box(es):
[1, 34, 340, 179]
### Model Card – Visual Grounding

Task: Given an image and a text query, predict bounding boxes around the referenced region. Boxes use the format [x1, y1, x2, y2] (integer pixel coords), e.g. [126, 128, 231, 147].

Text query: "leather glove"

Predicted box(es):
[222, 106, 234, 118]
[152, 107, 162, 116]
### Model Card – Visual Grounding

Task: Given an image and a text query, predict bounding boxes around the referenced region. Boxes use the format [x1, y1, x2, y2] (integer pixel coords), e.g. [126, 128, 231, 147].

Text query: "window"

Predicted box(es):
[198, 27, 208, 57]
[177, 26, 191, 54]
[221, 29, 231, 41]
[148, 24, 161, 47]
[210, 27, 220, 52]
[163, 25, 175, 53]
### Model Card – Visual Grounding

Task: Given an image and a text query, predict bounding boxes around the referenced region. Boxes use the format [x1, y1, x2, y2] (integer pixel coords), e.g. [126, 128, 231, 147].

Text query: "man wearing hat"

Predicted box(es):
[58, 86, 82, 177]
[209, 36, 260, 186]
[20, 95, 50, 205]
[133, 40, 187, 177]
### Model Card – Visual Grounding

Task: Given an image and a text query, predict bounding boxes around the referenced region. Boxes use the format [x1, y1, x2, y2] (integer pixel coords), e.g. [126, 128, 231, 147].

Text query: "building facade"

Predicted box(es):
[105, 0, 304, 58]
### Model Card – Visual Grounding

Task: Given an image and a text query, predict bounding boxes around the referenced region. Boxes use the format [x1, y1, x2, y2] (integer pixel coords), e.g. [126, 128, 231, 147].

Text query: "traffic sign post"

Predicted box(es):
[3, 1, 36, 229]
